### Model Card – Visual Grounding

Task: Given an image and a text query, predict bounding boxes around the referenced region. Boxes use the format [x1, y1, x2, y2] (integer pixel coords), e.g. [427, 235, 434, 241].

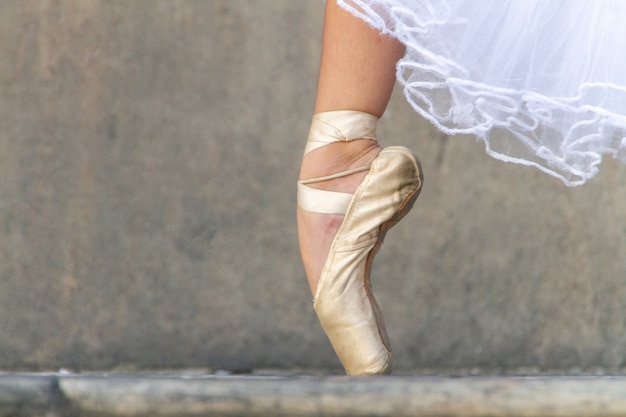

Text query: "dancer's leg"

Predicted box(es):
[296, 2, 424, 375]
[298, 0, 404, 294]
[313, 1, 405, 116]
[298, 1, 405, 295]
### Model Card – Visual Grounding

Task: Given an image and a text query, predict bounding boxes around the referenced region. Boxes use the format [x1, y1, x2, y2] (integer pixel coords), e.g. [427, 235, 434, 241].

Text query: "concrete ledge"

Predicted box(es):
[2, 373, 626, 416]
[0, 375, 56, 416]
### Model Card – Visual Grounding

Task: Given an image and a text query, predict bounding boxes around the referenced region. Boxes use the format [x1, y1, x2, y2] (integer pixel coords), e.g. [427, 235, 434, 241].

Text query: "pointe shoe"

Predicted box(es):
[298, 111, 423, 375]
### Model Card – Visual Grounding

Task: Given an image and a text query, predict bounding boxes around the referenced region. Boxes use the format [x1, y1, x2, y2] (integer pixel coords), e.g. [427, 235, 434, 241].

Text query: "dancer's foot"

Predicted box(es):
[297, 111, 423, 375]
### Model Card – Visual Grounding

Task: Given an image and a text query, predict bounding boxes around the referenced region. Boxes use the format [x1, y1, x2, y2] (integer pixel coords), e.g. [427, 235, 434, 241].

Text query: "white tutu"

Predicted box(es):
[338, 0, 626, 185]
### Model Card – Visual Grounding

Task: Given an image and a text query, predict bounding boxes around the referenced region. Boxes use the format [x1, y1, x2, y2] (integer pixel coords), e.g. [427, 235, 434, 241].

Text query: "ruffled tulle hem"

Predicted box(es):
[339, 0, 626, 185]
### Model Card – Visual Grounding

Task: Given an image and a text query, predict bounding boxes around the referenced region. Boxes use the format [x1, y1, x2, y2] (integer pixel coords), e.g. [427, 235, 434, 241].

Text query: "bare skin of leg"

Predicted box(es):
[298, 1, 406, 296]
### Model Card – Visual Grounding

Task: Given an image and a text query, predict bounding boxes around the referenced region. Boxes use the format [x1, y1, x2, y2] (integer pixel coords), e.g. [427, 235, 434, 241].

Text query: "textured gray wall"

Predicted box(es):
[1, 1, 625, 373]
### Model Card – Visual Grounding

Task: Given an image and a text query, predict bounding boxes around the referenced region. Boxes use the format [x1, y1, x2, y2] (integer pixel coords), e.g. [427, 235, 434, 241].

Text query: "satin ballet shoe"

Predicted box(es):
[298, 111, 423, 375]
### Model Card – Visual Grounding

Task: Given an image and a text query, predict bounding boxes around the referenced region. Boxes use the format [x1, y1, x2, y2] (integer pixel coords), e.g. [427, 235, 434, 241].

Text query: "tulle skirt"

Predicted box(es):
[338, 0, 626, 185]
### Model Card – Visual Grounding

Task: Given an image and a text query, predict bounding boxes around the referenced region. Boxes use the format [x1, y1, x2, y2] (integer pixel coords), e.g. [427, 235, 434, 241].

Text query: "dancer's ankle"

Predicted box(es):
[300, 139, 381, 192]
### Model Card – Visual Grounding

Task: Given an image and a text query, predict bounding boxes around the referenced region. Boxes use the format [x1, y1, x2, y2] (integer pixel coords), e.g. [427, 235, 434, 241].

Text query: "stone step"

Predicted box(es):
[2, 373, 626, 417]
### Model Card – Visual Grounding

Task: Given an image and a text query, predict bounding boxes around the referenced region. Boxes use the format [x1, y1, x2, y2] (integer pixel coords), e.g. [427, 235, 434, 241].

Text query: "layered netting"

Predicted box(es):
[339, 0, 626, 185]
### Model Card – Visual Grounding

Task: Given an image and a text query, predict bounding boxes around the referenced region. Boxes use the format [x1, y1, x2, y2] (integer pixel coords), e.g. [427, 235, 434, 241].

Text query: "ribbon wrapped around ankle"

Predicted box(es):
[303, 110, 379, 155]
[298, 110, 380, 215]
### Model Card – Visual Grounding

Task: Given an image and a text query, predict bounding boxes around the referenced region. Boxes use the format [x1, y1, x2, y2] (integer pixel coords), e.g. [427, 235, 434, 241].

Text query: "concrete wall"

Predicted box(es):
[1, 0, 625, 373]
